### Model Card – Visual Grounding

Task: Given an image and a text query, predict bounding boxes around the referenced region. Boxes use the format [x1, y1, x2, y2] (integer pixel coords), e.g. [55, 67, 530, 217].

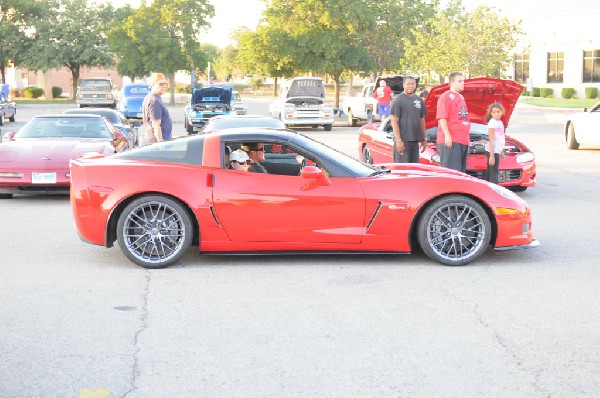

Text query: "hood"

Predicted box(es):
[0, 139, 114, 168]
[424, 77, 523, 129]
[192, 86, 232, 105]
[286, 78, 325, 99]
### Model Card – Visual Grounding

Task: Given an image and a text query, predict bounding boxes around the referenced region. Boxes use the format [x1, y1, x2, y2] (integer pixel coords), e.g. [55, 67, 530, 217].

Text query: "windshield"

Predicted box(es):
[16, 117, 114, 139]
[207, 118, 285, 131]
[80, 79, 112, 90]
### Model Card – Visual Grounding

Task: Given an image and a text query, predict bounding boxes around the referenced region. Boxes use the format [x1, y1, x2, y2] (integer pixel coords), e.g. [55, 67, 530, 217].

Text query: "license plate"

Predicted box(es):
[32, 172, 57, 184]
[136, 112, 143, 117]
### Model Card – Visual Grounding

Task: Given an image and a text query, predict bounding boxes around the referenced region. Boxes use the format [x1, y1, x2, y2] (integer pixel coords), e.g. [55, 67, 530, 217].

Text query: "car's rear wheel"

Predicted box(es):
[567, 123, 579, 150]
[8, 111, 15, 122]
[117, 195, 193, 269]
[0, 113, 4, 126]
[323, 124, 332, 131]
[362, 146, 373, 164]
[347, 109, 357, 127]
[417, 195, 491, 266]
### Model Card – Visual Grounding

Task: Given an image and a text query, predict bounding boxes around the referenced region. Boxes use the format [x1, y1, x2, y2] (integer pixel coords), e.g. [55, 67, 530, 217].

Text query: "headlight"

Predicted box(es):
[284, 103, 295, 113]
[322, 104, 334, 112]
[489, 183, 524, 203]
[516, 152, 534, 164]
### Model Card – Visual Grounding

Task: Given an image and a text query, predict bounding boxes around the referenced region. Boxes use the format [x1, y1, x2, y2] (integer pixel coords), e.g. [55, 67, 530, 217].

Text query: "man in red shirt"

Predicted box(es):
[373, 79, 393, 118]
[436, 72, 470, 172]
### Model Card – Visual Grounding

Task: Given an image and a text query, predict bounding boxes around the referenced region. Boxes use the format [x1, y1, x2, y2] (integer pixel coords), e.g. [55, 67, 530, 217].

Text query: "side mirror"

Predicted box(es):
[2, 131, 16, 142]
[301, 165, 327, 180]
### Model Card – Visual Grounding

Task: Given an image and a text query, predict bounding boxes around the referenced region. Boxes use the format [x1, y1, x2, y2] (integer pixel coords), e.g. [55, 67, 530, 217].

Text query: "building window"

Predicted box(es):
[583, 50, 600, 83]
[514, 53, 530, 84]
[547, 52, 564, 83]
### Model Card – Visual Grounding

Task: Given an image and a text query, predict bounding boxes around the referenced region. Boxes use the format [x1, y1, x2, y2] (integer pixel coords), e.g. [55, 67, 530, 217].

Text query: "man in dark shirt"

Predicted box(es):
[242, 142, 268, 173]
[389, 76, 428, 163]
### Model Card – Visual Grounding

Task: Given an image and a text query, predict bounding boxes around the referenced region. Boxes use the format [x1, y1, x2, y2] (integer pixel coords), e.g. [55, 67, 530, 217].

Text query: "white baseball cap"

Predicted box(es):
[230, 149, 250, 163]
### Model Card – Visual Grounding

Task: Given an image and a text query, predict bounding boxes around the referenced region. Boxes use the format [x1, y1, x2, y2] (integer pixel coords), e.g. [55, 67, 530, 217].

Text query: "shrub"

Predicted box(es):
[540, 88, 554, 98]
[23, 86, 44, 98]
[561, 88, 576, 99]
[585, 87, 598, 99]
[51, 86, 63, 98]
[532, 87, 541, 97]
[174, 83, 191, 94]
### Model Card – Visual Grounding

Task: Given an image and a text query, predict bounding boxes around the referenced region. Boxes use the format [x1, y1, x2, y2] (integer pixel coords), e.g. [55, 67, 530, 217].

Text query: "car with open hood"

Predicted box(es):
[69, 128, 538, 269]
[184, 85, 234, 134]
[358, 77, 536, 191]
[269, 77, 335, 131]
[0, 114, 129, 199]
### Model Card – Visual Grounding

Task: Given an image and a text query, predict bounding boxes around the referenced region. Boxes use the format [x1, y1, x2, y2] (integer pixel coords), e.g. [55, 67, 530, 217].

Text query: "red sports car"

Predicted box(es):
[0, 114, 129, 199]
[358, 78, 536, 191]
[70, 128, 538, 269]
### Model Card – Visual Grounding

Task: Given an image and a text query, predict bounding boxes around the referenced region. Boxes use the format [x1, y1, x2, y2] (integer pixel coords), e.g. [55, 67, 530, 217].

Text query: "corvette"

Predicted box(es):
[358, 78, 536, 191]
[70, 128, 538, 269]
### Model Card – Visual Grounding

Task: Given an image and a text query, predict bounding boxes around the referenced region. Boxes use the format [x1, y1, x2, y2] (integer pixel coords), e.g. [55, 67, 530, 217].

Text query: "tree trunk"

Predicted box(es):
[0, 64, 6, 86]
[333, 72, 341, 109]
[71, 67, 80, 101]
[272, 76, 278, 97]
[168, 74, 176, 105]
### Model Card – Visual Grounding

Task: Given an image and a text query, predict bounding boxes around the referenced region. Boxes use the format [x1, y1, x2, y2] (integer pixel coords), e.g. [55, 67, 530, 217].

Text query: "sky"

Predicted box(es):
[105, 0, 600, 47]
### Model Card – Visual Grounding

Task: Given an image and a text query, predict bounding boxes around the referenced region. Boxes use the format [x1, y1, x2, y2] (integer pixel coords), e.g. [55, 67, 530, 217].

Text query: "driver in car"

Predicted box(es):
[242, 142, 268, 173]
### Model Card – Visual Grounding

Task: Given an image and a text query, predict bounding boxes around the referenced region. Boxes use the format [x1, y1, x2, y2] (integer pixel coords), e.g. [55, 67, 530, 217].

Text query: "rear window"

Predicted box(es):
[113, 138, 204, 166]
[80, 79, 112, 90]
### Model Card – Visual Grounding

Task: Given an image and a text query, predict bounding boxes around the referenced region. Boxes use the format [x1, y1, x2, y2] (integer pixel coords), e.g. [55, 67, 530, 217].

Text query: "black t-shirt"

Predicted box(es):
[390, 93, 428, 142]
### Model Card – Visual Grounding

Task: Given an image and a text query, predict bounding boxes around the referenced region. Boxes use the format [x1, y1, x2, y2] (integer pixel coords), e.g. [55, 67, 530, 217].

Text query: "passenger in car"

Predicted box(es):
[228, 149, 250, 171]
[242, 142, 268, 173]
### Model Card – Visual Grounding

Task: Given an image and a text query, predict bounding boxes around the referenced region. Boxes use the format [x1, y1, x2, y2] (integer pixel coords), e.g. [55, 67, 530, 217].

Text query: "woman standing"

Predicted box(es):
[140, 73, 172, 146]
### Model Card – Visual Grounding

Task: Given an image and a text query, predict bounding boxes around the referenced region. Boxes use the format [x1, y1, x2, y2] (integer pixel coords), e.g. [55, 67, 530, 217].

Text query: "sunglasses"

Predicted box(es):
[251, 147, 265, 152]
[233, 160, 250, 165]
[158, 82, 168, 86]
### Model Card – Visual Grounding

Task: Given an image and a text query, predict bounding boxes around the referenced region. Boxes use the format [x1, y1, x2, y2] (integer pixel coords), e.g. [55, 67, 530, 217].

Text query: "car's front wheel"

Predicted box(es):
[362, 146, 373, 164]
[323, 124, 332, 131]
[567, 122, 579, 150]
[417, 195, 491, 266]
[8, 111, 15, 123]
[185, 117, 194, 134]
[116, 195, 194, 269]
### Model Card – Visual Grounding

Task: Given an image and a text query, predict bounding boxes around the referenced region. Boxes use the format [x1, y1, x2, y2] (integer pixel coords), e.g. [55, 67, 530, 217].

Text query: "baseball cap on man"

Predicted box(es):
[230, 149, 250, 163]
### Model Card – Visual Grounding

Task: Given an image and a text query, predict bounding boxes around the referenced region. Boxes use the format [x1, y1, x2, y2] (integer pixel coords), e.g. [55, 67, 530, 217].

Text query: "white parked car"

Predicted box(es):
[269, 77, 335, 131]
[565, 101, 600, 149]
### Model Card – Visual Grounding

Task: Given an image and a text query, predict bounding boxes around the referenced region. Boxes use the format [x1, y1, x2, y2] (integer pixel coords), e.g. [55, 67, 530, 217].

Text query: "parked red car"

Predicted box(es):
[70, 129, 538, 269]
[0, 114, 128, 199]
[358, 78, 536, 191]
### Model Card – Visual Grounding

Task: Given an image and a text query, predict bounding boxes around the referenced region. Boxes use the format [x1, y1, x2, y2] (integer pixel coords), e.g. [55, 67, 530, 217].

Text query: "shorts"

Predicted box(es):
[378, 104, 391, 116]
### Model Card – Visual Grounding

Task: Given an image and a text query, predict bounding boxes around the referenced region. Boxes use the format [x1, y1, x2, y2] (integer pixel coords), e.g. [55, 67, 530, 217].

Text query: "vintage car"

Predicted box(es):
[75, 78, 117, 108]
[269, 76, 335, 131]
[0, 114, 128, 199]
[63, 108, 138, 147]
[199, 114, 285, 134]
[69, 128, 538, 269]
[231, 90, 248, 115]
[184, 85, 235, 134]
[0, 84, 16, 125]
[116, 83, 150, 121]
[358, 77, 536, 191]
[564, 101, 600, 149]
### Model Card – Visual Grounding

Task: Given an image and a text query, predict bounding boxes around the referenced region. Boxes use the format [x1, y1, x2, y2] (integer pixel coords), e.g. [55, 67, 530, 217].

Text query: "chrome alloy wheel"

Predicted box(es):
[117, 196, 193, 268]
[419, 196, 490, 265]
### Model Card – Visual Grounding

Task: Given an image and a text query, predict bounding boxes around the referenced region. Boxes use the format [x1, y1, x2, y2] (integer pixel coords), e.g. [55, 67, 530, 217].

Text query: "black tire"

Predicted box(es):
[362, 146, 373, 164]
[508, 185, 527, 192]
[8, 111, 15, 123]
[567, 123, 579, 150]
[0, 113, 4, 126]
[417, 195, 491, 266]
[185, 117, 194, 134]
[366, 110, 373, 124]
[116, 195, 194, 269]
[0, 193, 14, 199]
[347, 109, 357, 127]
[323, 124, 333, 131]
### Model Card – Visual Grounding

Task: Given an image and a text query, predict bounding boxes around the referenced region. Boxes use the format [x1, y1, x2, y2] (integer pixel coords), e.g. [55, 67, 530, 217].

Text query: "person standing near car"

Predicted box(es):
[389, 76, 428, 163]
[436, 72, 470, 173]
[373, 79, 393, 119]
[140, 73, 172, 146]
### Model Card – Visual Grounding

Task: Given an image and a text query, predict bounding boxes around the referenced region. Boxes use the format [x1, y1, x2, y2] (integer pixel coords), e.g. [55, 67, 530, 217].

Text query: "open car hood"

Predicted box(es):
[424, 77, 523, 129]
[192, 86, 232, 105]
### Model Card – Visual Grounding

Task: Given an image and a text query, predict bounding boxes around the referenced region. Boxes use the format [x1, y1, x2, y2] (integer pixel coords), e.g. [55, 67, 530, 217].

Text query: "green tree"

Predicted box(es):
[0, 0, 52, 85]
[24, 0, 116, 99]
[360, 0, 439, 76]
[263, 0, 375, 107]
[106, 0, 214, 104]
[402, 1, 521, 81]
